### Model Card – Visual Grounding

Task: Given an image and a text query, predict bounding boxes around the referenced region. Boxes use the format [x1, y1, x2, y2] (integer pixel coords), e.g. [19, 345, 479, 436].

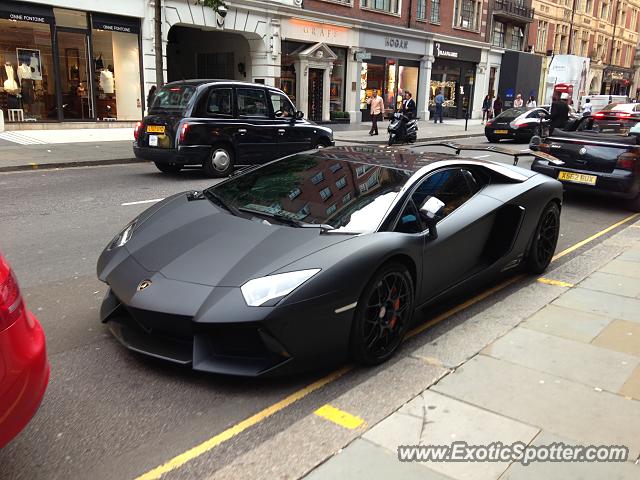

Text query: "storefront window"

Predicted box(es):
[57, 30, 91, 120]
[359, 60, 384, 112]
[91, 27, 142, 120]
[0, 19, 55, 122]
[280, 41, 307, 107]
[397, 64, 419, 110]
[330, 47, 346, 113]
[384, 59, 397, 112]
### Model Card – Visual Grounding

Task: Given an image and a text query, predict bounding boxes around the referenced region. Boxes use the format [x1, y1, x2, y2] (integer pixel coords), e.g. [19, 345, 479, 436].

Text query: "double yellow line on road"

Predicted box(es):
[135, 212, 639, 480]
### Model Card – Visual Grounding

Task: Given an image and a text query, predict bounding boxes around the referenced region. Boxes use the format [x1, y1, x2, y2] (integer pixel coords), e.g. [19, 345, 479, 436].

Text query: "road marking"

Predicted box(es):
[314, 404, 365, 430]
[537, 277, 574, 288]
[0, 131, 47, 145]
[551, 213, 639, 261]
[121, 198, 164, 206]
[134, 366, 351, 480]
[472, 154, 491, 159]
[134, 213, 638, 480]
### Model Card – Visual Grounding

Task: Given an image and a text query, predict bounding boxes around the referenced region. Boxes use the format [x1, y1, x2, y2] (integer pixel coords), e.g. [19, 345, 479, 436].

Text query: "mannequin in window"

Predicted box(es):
[4, 62, 19, 94]
[100, 67, 114, 95]
[94, 53, 104, 71]
[17, 62, 34, 113]
[29, 53, 41, 80]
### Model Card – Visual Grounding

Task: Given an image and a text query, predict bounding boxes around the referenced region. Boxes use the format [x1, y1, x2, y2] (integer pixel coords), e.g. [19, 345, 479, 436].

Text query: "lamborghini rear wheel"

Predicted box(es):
[350, 263, 414, 365]
[526, 202, 560, 274]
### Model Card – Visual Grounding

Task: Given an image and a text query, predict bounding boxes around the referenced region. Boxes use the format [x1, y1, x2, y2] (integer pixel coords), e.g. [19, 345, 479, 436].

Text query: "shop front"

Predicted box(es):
[0, 0, 143, 124]
[601, 67, 633, 96]
[429, 42, 481, 119]
[358, 30, 427, 122]
[280, 19, 356, 123]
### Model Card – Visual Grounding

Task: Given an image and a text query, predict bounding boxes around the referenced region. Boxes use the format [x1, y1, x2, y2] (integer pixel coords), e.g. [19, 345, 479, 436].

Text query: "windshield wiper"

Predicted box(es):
[203, 190, 238, 216]
[238, 207, 334, 232]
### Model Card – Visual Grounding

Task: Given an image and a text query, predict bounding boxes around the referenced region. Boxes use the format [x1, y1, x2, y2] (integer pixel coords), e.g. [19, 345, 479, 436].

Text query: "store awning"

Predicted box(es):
[0, 0, 54, 24]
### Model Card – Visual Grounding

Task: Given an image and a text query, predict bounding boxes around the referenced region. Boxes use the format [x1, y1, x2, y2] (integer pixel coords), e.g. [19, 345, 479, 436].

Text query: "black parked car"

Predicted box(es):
[530, 115, 640, 211]
[485, 107, 550, 143]
[134, 80, 335, 177]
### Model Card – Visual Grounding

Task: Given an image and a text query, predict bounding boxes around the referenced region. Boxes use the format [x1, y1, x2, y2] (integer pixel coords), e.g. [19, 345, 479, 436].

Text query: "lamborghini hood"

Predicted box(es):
[114, 193, 351, 287]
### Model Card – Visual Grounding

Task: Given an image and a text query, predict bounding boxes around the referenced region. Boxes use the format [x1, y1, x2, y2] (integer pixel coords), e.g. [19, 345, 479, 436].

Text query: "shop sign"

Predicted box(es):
[355, 51, 372, 61]
[0, 1, 54, 24]
[359, 31, 427, 56]
[432, 42, 481, 63]
[92, 14, 141, 35]
[385, 37, 409, 50]
[281, 19, 351, 45]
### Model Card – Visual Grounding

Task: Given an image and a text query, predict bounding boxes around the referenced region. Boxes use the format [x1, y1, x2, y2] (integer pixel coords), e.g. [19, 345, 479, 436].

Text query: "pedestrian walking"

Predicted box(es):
[582, 98, 592, 117]
[493, 96, 503, 117]
[366, 90, 384, 136]
[402, 91, 417, 119]
[526, 95, 537, 108]
[434, 89, 444, 123]
[482, 95, 491, 123]
[513, 93, 524, 108]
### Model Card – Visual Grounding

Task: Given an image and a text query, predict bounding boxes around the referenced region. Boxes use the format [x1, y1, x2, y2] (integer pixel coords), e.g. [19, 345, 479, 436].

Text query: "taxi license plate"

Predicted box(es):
[146, 125, 165, 134]
[558, 171, 597, 185]
[494, 129, 509, 134]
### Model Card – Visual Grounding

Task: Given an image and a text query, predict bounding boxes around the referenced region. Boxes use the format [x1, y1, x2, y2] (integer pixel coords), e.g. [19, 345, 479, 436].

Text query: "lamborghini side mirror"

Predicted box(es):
[420, 196, 445, 239]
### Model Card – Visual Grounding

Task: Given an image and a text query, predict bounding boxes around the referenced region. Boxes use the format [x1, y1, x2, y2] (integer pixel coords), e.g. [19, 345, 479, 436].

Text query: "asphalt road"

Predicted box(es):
[0, 141, 634, 480]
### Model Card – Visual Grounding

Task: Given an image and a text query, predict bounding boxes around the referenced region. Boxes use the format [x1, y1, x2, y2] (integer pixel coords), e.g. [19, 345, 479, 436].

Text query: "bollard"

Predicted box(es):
[464, 109, 468, 131]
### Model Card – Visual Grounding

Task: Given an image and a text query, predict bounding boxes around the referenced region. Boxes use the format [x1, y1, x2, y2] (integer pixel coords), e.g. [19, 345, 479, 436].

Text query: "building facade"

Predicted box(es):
[531, 0, 640, 103]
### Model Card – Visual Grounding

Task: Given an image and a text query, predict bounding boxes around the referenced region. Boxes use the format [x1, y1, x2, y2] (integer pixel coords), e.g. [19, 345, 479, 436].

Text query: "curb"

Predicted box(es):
[0, 158, 146, 173]
[334, 132, 485, 145]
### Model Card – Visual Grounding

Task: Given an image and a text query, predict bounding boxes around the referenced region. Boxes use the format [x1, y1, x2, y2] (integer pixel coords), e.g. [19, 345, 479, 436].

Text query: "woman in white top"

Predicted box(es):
[526, 95, 537, 108]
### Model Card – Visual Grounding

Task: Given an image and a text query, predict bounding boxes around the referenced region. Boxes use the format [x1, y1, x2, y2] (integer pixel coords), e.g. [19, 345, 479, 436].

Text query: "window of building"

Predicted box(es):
[536, 21, 548, 52]
[430, 0, 441, 23]
[288, 187, 301, 200]
[342, 193, 352, 204]
[0, 19, 55, 122]
[311, 171, 325, 185]
[454, 0, 481, 30]
[417, 0, 427, 19]
[493, 22, 505, 48]
[361, 0, 400, 14]
[511, 26, 524, 50]
[326, 203, 337, 215]
[336, 176, 347, 189]
[585, 0, 592, 12]
[330, 47, 347, 113]
[298, 203, 310, 218]
[330, 162, 342, 173]
[319, 186, 332, 201]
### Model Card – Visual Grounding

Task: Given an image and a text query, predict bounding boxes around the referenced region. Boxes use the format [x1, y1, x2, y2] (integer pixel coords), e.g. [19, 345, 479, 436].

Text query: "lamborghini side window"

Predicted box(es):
[395, 201, 422, 234]
[411, 169, 473, 218]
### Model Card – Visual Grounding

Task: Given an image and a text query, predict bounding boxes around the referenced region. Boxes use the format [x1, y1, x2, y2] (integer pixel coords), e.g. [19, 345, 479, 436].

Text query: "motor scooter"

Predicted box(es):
[388, 113, 418, 146]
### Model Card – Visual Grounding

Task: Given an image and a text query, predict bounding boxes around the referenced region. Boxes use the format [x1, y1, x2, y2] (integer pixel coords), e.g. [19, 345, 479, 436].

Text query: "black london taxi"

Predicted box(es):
[134, 80, 335, 177]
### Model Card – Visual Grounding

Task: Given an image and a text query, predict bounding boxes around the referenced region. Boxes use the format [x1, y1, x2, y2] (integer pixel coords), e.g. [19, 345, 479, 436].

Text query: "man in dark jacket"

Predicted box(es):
[550, 92, 570, 133]
[402, 91, 417, 119]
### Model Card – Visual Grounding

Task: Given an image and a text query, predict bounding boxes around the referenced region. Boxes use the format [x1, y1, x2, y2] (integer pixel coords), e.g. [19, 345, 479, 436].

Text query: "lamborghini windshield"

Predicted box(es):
[208, 154, 413, 233]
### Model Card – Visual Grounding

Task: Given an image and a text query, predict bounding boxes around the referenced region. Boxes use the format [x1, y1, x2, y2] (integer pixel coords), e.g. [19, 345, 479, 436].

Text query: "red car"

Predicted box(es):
[0, 251, 49, 449]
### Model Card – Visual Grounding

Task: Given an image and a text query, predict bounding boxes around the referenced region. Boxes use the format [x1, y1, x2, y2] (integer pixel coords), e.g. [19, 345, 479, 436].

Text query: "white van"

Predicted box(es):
[580, 95, 629, 114]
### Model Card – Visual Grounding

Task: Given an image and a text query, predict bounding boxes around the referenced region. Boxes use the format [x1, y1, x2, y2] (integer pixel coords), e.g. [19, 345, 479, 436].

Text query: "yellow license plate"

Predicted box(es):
[558, 171, 597, 185]
[146, 125, 165, 134]
[494, 129, 509, 134]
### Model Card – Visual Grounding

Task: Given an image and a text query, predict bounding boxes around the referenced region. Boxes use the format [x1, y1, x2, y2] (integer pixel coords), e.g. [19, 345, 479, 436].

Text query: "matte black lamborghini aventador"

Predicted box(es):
[97, 145, 563, 376]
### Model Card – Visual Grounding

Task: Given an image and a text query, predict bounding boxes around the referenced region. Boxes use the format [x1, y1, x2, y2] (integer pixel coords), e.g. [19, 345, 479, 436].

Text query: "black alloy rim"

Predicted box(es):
[537, 209, 558, 262]
[363, 272, 411, 358]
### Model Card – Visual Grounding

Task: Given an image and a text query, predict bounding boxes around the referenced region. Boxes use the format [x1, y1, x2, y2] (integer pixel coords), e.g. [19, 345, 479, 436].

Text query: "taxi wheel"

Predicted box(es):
[203, 146, 235, 178]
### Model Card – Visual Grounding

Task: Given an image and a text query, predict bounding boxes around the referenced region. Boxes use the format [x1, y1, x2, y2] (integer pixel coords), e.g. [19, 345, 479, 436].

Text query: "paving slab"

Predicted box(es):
[599, 258, 640, 279]
[620, 366, 640, 400]
[552, 287, 640, 324]
[616, 248, 640, 263]
[305, 439, 453, 480]
[432, 355, 640, 459]
[483, 327, 639, 392]
[520, 304, 613, 343]
[579, 271, 640, 298]
[501, 431, 639, 480]
[591, 319, 640, 357]
[364, 390, 539, 480]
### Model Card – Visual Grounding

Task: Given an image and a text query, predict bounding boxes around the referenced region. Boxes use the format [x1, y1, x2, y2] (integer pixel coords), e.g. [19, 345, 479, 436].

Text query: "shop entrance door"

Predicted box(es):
[56, 30, 94, 120]
[308, 68, 323, 122]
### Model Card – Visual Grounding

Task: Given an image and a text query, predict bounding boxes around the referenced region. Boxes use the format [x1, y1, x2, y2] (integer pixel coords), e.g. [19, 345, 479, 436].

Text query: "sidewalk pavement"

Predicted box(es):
[0, 120, 485, 172]
[304, 221, 640, 480]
